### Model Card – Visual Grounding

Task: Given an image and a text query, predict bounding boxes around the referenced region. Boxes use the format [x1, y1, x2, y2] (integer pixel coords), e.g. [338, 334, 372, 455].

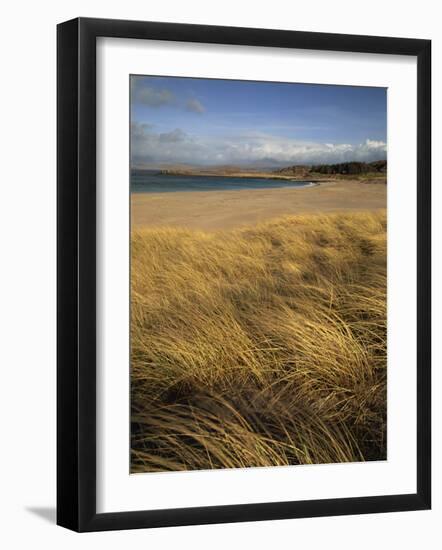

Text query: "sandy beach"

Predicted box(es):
[131, 180, 386, 231]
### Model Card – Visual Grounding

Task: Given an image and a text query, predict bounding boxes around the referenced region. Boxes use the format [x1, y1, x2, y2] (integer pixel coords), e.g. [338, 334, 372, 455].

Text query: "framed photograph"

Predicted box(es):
[57, 17, 431, 532]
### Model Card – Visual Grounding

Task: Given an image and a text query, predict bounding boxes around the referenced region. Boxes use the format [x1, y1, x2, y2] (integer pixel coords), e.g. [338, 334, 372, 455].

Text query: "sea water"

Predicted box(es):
[131, 171, 313, 193]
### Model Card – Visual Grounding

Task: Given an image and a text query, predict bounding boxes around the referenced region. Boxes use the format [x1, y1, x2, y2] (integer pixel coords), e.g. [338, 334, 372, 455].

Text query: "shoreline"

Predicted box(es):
[131, 180, 320, 195]
[131, 179, 386, 231]
[134, 168, 386, 184]
[154, 170, 324, 182]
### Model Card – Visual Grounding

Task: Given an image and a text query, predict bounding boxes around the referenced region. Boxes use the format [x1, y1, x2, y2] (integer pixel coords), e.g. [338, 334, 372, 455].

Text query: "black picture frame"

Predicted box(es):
[57, 17, 431, 532]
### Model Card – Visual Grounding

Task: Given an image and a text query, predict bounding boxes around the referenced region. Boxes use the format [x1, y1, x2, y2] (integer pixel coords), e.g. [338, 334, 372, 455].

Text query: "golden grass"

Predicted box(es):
[130, 210, 387, 472]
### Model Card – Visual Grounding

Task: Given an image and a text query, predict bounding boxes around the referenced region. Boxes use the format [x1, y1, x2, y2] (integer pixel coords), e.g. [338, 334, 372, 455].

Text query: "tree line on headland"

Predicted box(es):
[276, 160, 387, 176]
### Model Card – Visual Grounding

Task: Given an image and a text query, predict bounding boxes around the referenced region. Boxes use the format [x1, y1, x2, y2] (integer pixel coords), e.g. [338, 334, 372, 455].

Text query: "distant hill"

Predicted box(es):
[142, 160, 387, 182]
[277, 160, 387, 176]
[275, 165, 311, 177]
[310, 160, 387, 175]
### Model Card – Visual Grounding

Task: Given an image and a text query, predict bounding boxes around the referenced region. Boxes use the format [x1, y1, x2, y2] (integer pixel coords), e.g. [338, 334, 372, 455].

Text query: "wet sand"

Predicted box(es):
[131, 180, 386, 231]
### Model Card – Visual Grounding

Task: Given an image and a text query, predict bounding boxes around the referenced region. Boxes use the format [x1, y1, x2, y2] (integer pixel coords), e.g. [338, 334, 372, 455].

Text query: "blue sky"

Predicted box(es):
[131, 75, 387, 167]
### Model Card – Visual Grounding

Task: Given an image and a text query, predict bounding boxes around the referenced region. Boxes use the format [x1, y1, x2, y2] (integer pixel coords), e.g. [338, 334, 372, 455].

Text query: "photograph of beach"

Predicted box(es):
[130, 75, 387, 473]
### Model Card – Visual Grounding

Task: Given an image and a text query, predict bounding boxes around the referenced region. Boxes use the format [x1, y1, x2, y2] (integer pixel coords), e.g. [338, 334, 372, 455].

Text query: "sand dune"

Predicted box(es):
[131, 210, 387, 472]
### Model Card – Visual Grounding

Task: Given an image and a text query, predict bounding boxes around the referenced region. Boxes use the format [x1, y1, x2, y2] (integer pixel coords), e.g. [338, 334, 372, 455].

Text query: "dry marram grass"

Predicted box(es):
[131, 211, 387, 472]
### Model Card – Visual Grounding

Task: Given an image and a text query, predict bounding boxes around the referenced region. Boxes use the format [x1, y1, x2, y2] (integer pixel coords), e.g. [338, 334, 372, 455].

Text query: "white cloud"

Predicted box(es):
[186, 98, 206, 113]
[133, 86, 176, 107]
[131, 123, 386, 167]
[131, 80, 206, 113]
